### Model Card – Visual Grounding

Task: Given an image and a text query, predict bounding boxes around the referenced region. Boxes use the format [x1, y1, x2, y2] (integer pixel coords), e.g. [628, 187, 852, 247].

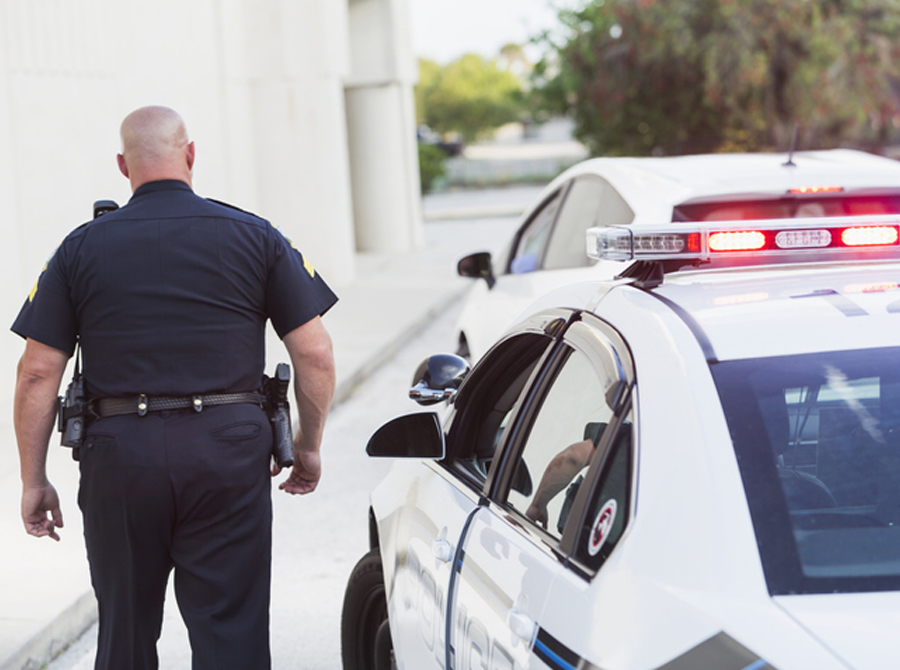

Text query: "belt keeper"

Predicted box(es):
[137, 394, 149, 417]
[192, 395, 203, 412]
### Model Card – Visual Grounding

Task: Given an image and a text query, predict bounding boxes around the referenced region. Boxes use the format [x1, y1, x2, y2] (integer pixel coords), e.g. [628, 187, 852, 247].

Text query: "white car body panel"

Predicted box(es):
[372, 461, 479, 669]
[453, 506, 563, 670]
[774, 593, 900, 670]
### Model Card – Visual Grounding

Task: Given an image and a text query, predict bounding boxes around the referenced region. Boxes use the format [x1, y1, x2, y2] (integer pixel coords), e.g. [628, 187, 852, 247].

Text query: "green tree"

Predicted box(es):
[416, 54, 525, 142]
[532, 0, 900, 156]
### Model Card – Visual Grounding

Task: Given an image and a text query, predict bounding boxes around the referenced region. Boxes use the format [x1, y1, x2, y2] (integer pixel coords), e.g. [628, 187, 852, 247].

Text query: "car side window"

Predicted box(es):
[543, 175, 635, 272]
[509, 188, 565, 274]
[506, 346, 618, 540]
[572, 414, 632, 571]
[443, 333, 552, 488]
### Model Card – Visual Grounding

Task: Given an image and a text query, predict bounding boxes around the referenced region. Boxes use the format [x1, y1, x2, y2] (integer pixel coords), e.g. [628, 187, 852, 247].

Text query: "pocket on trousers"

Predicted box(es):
[83, 433, 117, 451]
[211, 421, 264, 441]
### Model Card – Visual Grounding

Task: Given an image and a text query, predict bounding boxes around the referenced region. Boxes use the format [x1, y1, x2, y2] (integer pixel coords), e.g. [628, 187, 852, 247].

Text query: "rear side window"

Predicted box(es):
[543, 176, 633, 271]
[573, 417, 632, 571]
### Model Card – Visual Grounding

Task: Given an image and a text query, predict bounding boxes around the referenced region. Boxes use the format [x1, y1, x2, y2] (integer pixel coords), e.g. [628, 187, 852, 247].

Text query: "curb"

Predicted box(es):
[1, 592, 97, 670]
[422, 205, 526, 221]
[331, 285, 468, 406]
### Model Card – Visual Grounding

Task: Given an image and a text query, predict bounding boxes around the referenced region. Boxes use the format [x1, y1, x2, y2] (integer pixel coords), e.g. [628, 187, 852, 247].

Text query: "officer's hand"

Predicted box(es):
[525, 502, 548, 529]
[21, 483, 63, 541]
[278, 450, 321, 495]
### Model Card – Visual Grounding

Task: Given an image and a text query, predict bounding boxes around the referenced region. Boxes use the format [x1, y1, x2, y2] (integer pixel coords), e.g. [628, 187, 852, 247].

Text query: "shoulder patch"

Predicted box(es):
[27, 246, 60, 302]
[303, 256, 316, 278]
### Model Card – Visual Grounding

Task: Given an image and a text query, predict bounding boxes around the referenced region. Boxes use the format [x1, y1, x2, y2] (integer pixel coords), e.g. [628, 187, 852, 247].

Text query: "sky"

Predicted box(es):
[408, 0, 565, 63]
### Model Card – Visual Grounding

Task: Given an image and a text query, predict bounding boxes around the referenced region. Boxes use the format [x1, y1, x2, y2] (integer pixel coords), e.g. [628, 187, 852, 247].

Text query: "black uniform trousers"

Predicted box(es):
[78, 403, 273, 670]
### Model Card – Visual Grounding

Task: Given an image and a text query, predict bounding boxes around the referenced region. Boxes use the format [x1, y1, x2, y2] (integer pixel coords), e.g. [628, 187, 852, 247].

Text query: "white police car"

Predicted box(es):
[342, 215, 900, 670]
[454, 149, 900, 361]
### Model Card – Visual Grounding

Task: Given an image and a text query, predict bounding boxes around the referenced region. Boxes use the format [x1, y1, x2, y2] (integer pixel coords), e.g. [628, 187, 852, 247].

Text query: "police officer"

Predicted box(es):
[12, 106, 338, 669]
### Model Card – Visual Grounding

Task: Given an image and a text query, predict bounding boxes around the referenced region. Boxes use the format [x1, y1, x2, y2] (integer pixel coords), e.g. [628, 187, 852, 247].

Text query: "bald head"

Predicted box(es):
[117, 106, 195, 191]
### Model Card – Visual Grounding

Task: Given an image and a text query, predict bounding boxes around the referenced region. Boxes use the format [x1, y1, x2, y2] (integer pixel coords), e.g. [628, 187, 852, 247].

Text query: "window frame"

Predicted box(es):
[485, 313, 638, 578]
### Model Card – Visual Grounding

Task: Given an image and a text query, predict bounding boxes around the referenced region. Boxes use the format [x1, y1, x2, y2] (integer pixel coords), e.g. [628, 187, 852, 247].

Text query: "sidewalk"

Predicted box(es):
[0, 190, 531, 670]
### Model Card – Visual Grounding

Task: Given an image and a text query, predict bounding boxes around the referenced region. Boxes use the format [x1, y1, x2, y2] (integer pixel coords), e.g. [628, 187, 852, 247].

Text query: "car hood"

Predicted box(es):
[774, 592, 900, 667]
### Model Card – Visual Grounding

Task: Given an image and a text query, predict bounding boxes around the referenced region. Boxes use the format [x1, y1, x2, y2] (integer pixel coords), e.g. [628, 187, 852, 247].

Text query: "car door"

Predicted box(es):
[447, 315, 635, 669]
[386, 329, 556, 669]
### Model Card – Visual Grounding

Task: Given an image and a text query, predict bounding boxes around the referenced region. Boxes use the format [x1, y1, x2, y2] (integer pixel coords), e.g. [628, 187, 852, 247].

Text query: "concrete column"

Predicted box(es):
[346, 0, 423, 253]
[237, 0, 357, 286]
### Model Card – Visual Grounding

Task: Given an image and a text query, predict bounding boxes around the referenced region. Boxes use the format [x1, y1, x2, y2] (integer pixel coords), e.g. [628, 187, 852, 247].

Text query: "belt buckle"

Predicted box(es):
[137, 394, 149, 417]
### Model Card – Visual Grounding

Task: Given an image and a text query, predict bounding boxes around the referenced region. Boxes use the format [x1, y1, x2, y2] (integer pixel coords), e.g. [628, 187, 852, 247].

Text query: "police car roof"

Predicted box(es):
[650, 260, 900, 362]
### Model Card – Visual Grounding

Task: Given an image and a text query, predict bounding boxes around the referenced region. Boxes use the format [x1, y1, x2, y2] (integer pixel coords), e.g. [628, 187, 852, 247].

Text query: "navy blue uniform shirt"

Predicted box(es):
[12, 180, 338, 398]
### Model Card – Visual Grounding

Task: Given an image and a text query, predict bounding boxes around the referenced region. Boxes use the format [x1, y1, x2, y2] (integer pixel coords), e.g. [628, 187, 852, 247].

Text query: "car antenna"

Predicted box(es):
[783, 123, 800, 167]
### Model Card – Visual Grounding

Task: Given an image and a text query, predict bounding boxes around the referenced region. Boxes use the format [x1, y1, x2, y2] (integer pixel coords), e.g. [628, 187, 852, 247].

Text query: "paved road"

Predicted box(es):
[47, 299, 466, 670]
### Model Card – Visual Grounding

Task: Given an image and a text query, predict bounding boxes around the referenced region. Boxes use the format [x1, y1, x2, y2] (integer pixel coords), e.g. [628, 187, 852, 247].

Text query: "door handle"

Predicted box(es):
[432, 527, 454, 562]
[507, 610, 538, 645]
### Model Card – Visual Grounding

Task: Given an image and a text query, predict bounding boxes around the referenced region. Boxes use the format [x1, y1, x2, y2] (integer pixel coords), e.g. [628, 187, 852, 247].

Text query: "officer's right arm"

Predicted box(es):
[278, 316, 335, 495]
[14, 338, 70, 540]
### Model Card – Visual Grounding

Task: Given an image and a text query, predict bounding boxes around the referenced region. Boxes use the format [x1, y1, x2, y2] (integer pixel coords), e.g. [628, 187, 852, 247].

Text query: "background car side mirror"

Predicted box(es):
[457, 251, 496, 289]
[366, 412, 445, 458]
[409, 353, 470, 406]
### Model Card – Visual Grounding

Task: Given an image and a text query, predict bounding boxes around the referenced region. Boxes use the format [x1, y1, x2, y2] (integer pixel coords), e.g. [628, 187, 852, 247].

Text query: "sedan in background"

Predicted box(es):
[455, 148, 900, 360]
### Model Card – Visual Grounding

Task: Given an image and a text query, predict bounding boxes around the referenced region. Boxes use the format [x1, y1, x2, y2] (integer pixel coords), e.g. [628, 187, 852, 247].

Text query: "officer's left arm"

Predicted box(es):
[14, 338, 69, 540]
[277, 316, 335, 495]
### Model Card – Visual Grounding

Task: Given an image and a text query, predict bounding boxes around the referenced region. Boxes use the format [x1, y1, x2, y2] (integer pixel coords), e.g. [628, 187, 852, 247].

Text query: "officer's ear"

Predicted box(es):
[186, 142, 195, 171]
[117, 153, 129, 179]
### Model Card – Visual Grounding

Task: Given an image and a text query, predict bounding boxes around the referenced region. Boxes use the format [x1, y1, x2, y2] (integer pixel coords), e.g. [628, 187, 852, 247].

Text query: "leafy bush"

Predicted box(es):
[418, 143, 448, 194]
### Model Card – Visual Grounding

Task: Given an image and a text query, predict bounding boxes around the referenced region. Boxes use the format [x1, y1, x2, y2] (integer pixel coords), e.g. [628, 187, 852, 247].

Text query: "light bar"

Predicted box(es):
[788, 186, 844, 195]
[709, 231, 766, 252]
[586, 215, 900, 264]
[841, 225, 899, 247]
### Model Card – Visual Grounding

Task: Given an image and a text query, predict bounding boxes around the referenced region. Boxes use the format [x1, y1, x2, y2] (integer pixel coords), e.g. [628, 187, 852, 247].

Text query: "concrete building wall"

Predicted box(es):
[0, 0, 421, 415]
[346, 0, 423, 252]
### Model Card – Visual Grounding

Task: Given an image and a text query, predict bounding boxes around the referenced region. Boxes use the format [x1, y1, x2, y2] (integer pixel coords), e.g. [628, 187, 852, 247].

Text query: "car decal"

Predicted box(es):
[531, 630, 776, 670]
[534, 627, 602, 669]
[587, 499, 617, 557]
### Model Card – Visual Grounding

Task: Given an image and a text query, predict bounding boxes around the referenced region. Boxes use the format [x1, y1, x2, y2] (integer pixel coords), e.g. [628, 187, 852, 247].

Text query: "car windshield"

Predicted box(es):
[673, 194, 900, 221]
[713, 347, 900, 595]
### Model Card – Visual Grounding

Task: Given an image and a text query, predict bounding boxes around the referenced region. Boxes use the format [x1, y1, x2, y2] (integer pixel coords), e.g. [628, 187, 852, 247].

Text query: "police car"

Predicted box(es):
[454, 149, 900, 361]
[341, 214, 900, 670]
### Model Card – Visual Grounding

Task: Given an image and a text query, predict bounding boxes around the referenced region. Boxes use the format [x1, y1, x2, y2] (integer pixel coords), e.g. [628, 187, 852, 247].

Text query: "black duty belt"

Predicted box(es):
[93, 392, 263, 418]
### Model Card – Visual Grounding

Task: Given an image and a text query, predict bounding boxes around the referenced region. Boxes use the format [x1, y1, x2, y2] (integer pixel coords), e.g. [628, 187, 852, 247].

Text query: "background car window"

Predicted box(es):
[509, 189, 564, 274]
[543, 176, 634, 271]
[506, 347, 617, 540]
[443, 333, 551, 487]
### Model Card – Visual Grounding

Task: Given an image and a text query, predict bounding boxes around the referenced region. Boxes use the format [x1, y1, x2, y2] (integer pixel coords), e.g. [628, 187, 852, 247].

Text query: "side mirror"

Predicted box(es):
[409, 353, 471, 406]
[457, 252, 496, 289]
[366, 412, 445, 458]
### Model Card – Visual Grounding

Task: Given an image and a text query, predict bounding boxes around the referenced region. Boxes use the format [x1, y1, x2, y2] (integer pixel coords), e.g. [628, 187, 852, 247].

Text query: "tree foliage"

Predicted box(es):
[532, 0, 900, 156]
[416, 54, 525, 142]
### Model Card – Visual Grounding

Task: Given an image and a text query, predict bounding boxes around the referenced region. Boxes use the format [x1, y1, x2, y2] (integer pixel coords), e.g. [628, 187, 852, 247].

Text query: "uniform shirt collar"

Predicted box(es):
[130, 179, 194, 200]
